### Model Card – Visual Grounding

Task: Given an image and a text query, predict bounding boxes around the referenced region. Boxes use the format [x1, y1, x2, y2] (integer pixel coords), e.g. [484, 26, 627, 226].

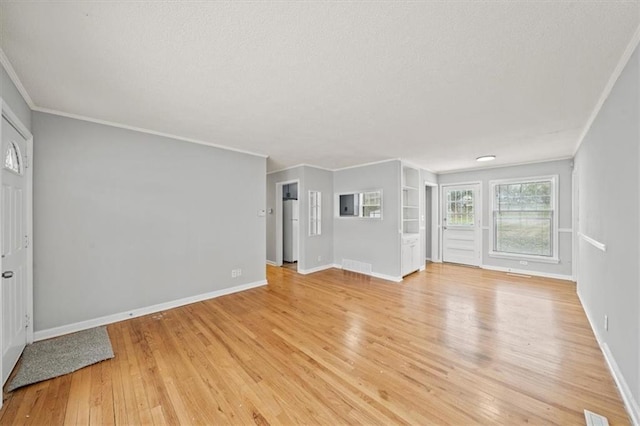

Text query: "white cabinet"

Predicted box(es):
[402, 235, 420, 276]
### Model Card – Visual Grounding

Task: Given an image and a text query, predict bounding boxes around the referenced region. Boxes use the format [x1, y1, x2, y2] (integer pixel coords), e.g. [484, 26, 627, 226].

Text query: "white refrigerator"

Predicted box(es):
[283, 199, 299, 262]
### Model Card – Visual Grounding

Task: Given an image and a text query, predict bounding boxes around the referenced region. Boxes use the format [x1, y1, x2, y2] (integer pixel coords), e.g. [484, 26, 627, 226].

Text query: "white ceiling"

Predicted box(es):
[1, 2, 638, 172]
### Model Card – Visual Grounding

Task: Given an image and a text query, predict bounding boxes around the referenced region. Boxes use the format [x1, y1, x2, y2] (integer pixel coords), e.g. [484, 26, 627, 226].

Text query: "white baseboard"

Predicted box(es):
[297, 264, 335, 275]
[577, 290, 640, 425]
[34, 279, 268, 342]
[332, 263, 402, 283]
[480, 264, 574, 282]
[266, 260, 277, 266]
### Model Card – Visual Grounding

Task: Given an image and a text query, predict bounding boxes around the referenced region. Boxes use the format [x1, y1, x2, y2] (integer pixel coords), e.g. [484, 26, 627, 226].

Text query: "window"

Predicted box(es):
[446, 188, 474, 226]
[309, 191, 321, 236]
[361, 191, 382, 218]
[490, 176, 558, 260]
[336, 190, 383, 219]
[3, 141, 22, 175]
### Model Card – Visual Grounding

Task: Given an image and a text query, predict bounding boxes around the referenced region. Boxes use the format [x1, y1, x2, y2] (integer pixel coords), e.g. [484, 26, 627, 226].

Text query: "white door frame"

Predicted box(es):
[572, 165, 579, 282]
[0, 99, 34, 394]
[424, 181, 440, 263]
[275, 179, 301, 268]
[440, 181, 482, 266]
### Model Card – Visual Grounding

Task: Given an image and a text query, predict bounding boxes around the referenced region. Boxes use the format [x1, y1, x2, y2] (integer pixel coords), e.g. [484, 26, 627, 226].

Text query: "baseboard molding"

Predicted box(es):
[34, 279, 268, 342]
[266, 260, 277, 266]
[297, 264, 335, 275]
[480, 264, 574, 282]
[332, 263, 402, 283]
[577, 290, 640, 425]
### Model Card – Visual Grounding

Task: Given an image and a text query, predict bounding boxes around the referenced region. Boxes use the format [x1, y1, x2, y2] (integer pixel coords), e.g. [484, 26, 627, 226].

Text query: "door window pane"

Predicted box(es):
[3, 141, 22, 175]
[446, 189, 474, 226]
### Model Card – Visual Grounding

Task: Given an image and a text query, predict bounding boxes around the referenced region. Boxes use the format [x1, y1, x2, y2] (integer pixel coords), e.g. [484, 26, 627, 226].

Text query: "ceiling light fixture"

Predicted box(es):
[476, 155, 496, 162]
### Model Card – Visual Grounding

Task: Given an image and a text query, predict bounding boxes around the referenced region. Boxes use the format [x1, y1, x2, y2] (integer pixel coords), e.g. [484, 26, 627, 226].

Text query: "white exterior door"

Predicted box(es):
[1, 116, 28, 384]
[442, 184, 481, 266]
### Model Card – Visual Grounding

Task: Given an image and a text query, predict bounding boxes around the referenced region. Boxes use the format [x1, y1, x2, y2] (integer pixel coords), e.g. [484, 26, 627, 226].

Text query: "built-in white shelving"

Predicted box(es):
[401, 164, 422, 276]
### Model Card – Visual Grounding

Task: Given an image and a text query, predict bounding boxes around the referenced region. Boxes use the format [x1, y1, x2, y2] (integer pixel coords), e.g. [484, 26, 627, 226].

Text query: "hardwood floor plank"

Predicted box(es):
[0, 263, 631, 425]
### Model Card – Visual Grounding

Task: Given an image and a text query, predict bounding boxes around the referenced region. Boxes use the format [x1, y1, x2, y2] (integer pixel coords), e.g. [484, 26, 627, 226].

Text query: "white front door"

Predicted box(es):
[442, 184, 481, 266]
[1, 116, 28, 384]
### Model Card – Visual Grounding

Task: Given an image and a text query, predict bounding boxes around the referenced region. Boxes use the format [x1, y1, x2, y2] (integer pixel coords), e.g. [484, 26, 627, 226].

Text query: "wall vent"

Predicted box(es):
[584, 409, 609, 426]
[342, 259, 373, 275]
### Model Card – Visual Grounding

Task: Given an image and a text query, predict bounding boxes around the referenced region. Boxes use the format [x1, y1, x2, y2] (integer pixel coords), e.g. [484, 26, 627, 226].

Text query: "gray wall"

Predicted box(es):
[438, 159, 573, 277]
[303, 166, 334, 270]
[574, 46, 639, 406]
[33, 112, 266, 331]
[266, 165, 333, 271]
[333, 160, 401, 278]
[1, 64, 31, 132]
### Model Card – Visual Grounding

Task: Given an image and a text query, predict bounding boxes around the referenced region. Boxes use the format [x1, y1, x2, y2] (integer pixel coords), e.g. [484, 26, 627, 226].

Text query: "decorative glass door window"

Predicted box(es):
[446, 189, 474, 226]
[3, 141, 22, 175]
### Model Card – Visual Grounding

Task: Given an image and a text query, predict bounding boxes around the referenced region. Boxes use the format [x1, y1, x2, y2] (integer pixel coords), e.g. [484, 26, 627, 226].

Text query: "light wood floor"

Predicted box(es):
[0, 263, 630, 425]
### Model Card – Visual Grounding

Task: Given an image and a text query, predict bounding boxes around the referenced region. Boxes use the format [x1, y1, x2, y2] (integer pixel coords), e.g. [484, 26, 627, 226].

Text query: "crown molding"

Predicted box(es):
[573, 24, 640, 156]
[33, 107, 269, 159]
[0, 48, 35, 108]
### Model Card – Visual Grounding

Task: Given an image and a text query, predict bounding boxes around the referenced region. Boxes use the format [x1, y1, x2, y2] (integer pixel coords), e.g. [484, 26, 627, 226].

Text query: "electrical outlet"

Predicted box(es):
[604, 315, 609, 331]
[237, 269, 242, 277]
[231, 270, 237, 278]
[519, 260, 528, 265]
[318, 255, 322, 262]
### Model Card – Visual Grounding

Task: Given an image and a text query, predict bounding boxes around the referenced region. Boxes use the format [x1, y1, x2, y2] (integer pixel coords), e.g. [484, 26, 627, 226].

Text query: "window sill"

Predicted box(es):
[488, 251, 559, 264]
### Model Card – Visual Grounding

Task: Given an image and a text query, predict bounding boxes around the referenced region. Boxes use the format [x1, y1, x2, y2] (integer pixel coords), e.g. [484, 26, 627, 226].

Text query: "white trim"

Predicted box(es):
[481, 264, 573, 281]
[574, 24, 640, 156]
[266, 260, 277, 266]
[488, 251, 560, 264]
[0, 49, 35, 108]
[436, 157, 573, 175]
[34, 279, 268, 342]
[558, 228, 573, 233]
[489, 175, 559, 262]
[332, 158, 399, 172]
[331, 263, 402, 283]
[424, 181, 440, 263]
[267, 163, 332, 175]
[297, 264, 335, 275]
[577, 290, 640, 426]
[33, 107, 269, 159]
[578, 232, 606, 252]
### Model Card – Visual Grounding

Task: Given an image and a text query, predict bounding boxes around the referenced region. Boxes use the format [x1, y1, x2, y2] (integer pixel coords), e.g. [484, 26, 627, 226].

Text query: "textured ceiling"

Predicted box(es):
[1, 2, 639, 172]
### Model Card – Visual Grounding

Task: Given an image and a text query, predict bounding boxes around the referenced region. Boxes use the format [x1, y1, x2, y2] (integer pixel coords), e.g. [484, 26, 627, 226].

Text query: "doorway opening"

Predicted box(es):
[424, 183, 438, 266]
[275, 180, 300, 271]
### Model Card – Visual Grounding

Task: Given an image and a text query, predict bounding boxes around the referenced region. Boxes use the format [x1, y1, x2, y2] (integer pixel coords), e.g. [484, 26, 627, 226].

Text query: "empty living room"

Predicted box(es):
[0, 1, 639, 425]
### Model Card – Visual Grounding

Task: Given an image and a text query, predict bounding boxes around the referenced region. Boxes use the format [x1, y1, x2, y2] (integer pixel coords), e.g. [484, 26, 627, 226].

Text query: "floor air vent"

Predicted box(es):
[584, 409, 609, 426]
[342, 259, 373, 275]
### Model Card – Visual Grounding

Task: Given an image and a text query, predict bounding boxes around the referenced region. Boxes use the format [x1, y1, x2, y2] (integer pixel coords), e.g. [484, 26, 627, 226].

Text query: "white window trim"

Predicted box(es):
[334, 189, 383, 220]
[488, 175, 559, 264]
[309, 190, 322, 237]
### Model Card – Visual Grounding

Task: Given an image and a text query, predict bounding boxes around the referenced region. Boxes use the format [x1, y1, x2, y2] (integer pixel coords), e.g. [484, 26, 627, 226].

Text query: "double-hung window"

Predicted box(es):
[490, 176, 558, 262]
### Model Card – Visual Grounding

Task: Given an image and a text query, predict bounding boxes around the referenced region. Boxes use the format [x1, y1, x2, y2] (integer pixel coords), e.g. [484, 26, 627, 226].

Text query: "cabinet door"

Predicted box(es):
[402, 243, 412, 276]
[411, 242, 421, 271]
